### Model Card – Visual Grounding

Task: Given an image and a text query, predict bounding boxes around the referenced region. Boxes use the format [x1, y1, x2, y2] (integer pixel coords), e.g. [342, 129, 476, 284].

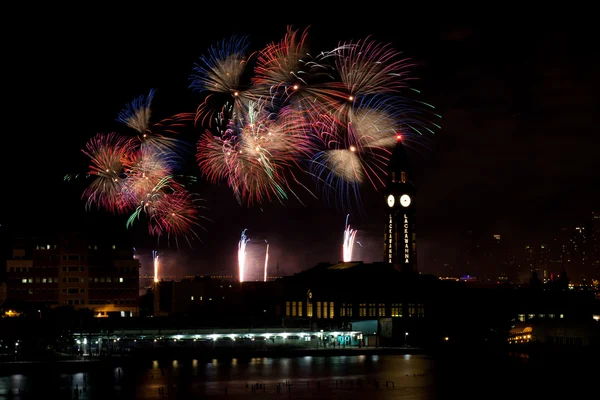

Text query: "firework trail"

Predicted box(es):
[191, 25, 439, 211]
[238, 229, 250, 282]
[264, 240, 269, 282]
[152, 250, 159, 283]
[343, 214, 358, 262]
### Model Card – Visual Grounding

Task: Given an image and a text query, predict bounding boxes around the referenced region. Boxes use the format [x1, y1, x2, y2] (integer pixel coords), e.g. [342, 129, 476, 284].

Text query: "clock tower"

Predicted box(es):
[383, 135, 417, 273]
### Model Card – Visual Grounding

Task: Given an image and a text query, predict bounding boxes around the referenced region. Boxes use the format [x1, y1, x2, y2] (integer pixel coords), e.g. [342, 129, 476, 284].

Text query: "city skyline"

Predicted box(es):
[3, 14, 599, 278]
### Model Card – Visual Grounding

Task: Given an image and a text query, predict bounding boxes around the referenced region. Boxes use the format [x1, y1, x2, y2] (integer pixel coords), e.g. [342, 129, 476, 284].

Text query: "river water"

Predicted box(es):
[0, 351, 594, 399]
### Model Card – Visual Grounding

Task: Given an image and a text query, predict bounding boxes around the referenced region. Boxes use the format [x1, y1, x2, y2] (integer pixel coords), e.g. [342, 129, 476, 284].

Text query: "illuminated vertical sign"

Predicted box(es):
[404, 214, 409, 264]
[388, 214, 393, 263]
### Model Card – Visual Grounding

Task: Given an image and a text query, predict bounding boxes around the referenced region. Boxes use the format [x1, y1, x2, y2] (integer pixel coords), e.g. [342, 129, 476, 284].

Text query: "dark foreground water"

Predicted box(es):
[0, 351, 596, 399]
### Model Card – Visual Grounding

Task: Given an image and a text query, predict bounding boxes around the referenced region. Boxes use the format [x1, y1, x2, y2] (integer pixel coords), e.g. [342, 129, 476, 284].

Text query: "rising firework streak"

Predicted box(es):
[152, 250, 159, 283]
[238, 229, 250, 282]
[343, 214, 358, 262]
[264, 241, 269, 282]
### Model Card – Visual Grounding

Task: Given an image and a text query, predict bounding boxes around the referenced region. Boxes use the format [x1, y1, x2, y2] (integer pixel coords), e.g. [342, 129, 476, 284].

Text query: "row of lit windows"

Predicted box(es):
[35, 245, 118, 251]
[286, 302, 425, 319]
[16, 277, 126, 284]
[62, 298, 134, 306]
[517, 313, 564, 321]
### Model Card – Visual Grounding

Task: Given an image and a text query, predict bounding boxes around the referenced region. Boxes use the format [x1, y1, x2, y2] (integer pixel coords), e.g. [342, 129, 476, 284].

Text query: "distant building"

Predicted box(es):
[4, 232, 140, 317]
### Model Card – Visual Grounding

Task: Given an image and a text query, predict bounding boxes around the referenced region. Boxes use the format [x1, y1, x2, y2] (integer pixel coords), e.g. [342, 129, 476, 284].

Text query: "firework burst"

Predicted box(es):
[191, 26, 438, 210]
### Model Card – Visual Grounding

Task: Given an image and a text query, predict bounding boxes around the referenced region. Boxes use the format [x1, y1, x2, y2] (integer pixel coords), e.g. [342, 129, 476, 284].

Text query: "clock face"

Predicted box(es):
[387, 194, 395, 208]
[400, 194, 411, 207]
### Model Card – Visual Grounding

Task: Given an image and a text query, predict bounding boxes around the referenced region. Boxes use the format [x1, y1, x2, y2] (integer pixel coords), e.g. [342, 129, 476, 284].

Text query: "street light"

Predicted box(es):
[405, 332, 409, 347]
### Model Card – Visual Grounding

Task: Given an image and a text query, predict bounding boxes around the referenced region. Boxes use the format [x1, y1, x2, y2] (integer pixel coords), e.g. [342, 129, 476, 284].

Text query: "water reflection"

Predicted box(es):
[0, 353, 594, 399]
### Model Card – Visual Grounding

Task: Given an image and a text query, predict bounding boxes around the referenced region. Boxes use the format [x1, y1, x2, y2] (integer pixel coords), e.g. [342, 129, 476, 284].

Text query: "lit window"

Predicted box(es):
[21, 278, 27, 284]
[391, 303, 402, 317]
[518, 314, 525, 322]
[307, 302, 313, 317]
[317, 302, 321, 319]
[119, 277, 123, 283]
[112, 245, 116, 250]
[329, 302, 334, 319]
[191, 296, 194, 301]
[323, 302, 328, 319]
[286, 301, 290, 317]
[559, 314, 564, 319]
[368, 303, 376, 317]
[298, 301, 303, 317]
[359, 303, 366, 317]
[292, 301, 297, 317]
[409, 304, 417, 317]
[340, 303, 346, 317]
[378, 303, 386, 317]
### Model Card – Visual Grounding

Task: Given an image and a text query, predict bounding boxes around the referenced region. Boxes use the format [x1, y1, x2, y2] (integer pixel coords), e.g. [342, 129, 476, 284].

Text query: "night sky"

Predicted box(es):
[3, 10, 599, 278]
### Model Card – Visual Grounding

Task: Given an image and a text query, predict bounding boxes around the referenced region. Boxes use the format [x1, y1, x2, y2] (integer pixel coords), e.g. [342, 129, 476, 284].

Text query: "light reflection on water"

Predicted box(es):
[0, 353, 593, 399]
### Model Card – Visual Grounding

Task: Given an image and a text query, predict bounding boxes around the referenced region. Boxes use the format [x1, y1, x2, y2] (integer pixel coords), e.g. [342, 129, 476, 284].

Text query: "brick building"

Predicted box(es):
[4, 232, 140, 317]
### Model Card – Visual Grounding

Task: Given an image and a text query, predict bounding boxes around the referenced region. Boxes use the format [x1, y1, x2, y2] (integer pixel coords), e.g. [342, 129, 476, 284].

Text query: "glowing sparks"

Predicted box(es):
[343, 214, 358, 262]
[238, 229, 250, 282]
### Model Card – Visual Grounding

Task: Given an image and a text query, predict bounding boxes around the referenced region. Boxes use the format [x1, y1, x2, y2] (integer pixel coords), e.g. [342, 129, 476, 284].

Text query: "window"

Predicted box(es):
[409, 304, 417, 317]
[346, 303, 353, 317]
[298, 301, 303, 317]
[292, 301, 297, 317]
[191, 296, 194, 301]
[329, 302, 334, 319]
[323, 302, 328, 319]
[307, 302, 313, 317]
[67, 288, 78, 294]
[317, 302, 321, 319]
[21, 278, 27, 284]
[378, 303, 386, 317]
[119, 277, 124, 283]
[340, 303, 346, 317]
[286, 301, 290, 317]
[368, 303, 376, 317]
[518, 314, 525, 322]
[417, 304, 425, 318]
[359, 303, 366, 317]
[391, 303, 402, 317]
